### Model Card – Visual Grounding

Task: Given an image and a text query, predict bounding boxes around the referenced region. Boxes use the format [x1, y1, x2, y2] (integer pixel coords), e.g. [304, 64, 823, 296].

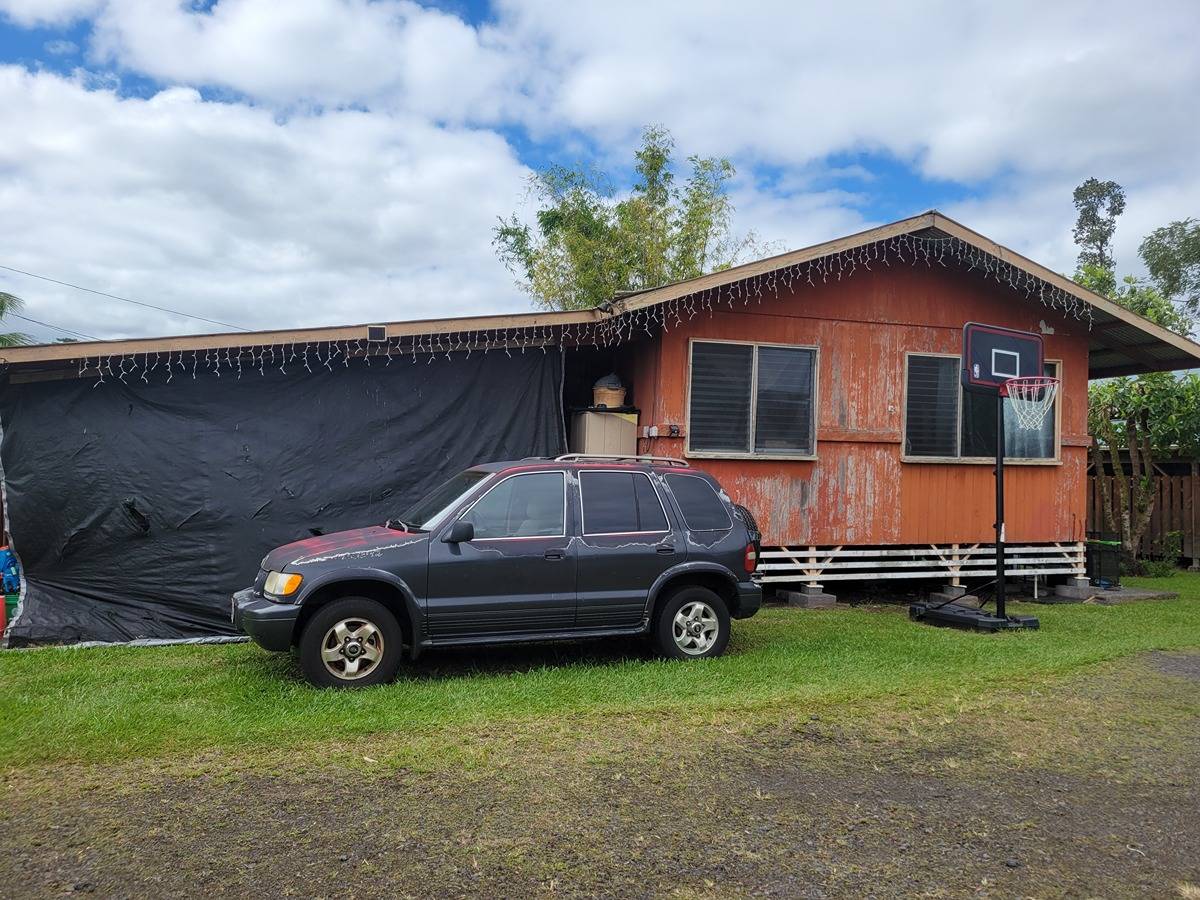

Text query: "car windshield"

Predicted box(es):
[394, 469, 491, 531]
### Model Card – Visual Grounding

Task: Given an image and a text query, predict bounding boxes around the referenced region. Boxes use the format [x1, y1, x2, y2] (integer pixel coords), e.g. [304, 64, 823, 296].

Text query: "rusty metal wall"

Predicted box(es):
[628, 263, 1090, 546]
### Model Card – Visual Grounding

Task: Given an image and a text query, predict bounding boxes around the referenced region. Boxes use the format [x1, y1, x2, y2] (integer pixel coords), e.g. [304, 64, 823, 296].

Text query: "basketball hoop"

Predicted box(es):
[1001, 376, 1059, 430]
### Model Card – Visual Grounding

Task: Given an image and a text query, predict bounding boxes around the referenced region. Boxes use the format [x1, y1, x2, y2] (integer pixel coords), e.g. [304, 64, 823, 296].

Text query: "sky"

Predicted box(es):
[0, 0, 1197, 343]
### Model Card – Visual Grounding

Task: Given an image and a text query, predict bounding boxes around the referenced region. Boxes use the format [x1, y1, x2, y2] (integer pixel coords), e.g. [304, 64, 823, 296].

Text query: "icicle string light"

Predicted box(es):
[75, 235, 1091, 384]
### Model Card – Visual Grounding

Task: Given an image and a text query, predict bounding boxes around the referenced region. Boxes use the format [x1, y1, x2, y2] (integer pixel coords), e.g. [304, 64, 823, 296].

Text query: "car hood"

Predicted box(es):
[263, 526, 428, 571]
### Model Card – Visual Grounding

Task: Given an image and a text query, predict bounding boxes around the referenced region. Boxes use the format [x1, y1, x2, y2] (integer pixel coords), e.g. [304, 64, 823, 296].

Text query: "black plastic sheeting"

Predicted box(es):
[1, 349, 565, 646]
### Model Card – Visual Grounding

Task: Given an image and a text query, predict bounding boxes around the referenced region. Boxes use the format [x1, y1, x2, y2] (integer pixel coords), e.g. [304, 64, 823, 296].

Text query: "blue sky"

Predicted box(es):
[0, 0, 1196, 342]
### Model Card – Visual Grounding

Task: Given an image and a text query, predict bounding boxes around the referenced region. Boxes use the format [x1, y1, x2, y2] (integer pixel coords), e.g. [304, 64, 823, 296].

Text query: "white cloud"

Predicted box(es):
[87, 0, 520, 120]
[1, 0, 1198, 339]
[0, 67, 532, 341]
[0, 0, 100, 27]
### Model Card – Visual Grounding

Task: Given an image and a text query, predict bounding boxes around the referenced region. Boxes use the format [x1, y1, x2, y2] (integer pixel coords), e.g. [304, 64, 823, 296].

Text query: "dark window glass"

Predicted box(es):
[754, 346, 815, 454]
[689, 342, 753, 452]
[962, 362, 1057, 459]
[666, 474, 732, 530]
[581, 472, 670, 533]
[580, 472, 638, 533]
[634, 474, 669, 531]
[462, 472, 564, 538]
[904, 355, 959, 457]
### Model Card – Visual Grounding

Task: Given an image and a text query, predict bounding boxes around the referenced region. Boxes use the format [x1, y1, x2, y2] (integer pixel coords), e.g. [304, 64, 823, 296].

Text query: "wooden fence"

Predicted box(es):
[1087, 468, 1200, 564]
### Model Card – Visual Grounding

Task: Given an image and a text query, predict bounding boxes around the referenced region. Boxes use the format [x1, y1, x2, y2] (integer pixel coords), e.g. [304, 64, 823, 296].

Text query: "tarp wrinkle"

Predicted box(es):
[1, 351, 565, 646]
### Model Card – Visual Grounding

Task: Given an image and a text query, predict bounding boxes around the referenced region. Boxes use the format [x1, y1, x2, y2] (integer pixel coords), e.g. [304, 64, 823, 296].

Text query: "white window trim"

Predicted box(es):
[579, 470, 671, 536]
[900, 352, 1062, 466]
[684, 337, 820, 461]
[456, 470, 569, 540]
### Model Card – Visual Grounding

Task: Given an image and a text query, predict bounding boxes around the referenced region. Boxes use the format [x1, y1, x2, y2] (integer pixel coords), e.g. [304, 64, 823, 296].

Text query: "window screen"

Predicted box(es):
[904, 355, 959, 457]
[906, 356, 1059, 460]
[665, 474, 732, 530]
[961, 362, 1058, 459]
[581, 472, 669, 533]
[754, 346, 815, 454]
[688, 342, 753, 452]
[462, 472, 564, 538]
[688, 341, 816, 455]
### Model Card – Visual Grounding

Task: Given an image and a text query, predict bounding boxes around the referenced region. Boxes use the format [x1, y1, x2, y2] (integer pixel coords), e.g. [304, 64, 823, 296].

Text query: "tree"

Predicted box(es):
[494, 126, 769, 311]
[1089, 374, 1200, 566]
[1074, 264, 1194, 337]
[1073, 180, 1199, 566]
[0, 292, 31, 347]
[1072, 177, 1126, 296]
[1140, 218, 1200, 313]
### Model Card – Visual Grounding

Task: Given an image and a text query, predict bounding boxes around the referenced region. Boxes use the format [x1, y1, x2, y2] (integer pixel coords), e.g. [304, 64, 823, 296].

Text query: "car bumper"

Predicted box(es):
[232, 588, 299, 651]
[734, 580, 762, 619]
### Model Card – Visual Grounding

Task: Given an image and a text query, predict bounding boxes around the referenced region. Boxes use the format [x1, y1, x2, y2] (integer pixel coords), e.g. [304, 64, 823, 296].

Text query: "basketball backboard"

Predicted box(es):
[961, 323, 1044, 394]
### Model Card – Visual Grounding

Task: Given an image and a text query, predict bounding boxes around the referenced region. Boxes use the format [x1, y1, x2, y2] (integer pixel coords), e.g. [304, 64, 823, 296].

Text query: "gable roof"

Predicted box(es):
[3, 210, 1197, 381]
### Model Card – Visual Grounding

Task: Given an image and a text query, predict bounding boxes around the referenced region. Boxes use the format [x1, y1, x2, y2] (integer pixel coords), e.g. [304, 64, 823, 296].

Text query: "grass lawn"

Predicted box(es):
[3, 578, 1200, 898]
[1, 576, 1198, 769]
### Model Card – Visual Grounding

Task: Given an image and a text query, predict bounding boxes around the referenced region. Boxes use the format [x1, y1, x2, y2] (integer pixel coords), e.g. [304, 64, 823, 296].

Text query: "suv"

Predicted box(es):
[233, 455, 762, 687]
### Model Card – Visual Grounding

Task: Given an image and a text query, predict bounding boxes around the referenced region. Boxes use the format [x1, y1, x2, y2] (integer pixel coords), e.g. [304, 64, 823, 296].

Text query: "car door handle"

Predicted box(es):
[544, 548, 566, 560]
[656, 544, 675, 554]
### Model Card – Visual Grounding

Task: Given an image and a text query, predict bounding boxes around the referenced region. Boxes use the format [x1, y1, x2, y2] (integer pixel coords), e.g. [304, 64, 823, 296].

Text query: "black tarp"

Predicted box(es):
[0, 349, 565, 646]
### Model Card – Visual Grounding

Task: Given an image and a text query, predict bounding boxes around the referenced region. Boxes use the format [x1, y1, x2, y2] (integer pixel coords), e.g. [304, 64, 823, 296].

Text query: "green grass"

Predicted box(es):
[1, 577, 1198, 769]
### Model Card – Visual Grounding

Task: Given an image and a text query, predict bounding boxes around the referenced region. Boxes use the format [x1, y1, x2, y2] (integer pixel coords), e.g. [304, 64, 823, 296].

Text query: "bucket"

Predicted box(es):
[3, 593, 16, 628]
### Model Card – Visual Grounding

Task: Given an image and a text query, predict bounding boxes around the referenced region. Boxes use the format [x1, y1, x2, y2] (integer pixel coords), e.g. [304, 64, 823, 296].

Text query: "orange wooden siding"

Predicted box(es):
[629, 263, 1090, 546]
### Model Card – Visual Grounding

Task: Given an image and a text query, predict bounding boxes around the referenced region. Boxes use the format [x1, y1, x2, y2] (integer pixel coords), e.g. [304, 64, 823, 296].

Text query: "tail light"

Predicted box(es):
[743, 542, 758, 574]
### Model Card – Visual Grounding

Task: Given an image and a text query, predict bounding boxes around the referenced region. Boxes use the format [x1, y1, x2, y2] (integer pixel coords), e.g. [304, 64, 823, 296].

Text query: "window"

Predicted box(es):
[687, 341, 816, 456]
[460, 472, 564, 538]
[399, 469, 491, 530]
[580, 471, 669, 534]
[665, 474, 732, 530]
[904, 354, 1059, 460]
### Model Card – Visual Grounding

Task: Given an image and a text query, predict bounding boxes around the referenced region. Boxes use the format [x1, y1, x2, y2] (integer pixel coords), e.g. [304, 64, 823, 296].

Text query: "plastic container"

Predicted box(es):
[4, 592, 16, 626]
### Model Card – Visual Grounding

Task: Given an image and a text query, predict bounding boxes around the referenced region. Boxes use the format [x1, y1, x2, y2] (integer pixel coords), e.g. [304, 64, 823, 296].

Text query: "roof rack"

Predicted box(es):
[554, 453, 690, 467]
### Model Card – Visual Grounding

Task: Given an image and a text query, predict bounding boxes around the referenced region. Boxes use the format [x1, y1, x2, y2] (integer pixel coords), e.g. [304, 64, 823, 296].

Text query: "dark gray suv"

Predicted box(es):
[233, 455, 762, 687]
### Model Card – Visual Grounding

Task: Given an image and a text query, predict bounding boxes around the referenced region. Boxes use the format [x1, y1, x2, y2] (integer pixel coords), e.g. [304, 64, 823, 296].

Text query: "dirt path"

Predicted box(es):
[3, 652, 1199, 899]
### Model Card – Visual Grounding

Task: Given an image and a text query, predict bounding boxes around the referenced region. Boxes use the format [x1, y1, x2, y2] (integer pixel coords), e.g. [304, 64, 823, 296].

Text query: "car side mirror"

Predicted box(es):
[443, 520, 474, 543]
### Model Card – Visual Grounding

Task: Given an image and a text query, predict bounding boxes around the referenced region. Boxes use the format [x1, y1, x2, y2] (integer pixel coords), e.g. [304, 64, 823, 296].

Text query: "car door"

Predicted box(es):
[425, 470, 577, 640]
[575, 469, 681, 629]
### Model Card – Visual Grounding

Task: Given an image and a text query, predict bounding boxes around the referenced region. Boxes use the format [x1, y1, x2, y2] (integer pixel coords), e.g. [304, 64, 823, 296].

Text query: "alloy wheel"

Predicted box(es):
[320, 618, 385, 680]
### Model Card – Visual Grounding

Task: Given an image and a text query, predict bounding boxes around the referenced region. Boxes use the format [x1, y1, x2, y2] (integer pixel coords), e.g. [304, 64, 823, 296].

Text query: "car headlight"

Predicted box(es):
[263, 570, 303, 598]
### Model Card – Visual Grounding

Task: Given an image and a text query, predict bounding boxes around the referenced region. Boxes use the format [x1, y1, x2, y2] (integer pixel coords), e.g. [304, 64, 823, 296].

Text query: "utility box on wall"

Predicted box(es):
[570, 410, 638, 455]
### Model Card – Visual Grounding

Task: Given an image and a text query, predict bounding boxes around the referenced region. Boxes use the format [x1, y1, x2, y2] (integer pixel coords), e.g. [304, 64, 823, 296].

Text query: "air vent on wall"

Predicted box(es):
[367, 325, 387, 342]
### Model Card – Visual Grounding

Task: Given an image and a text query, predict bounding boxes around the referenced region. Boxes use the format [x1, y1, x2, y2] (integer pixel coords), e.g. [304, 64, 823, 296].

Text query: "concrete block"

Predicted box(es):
[1054, 576, 1093, 602]
[778, 588, 838, 609]
[938, 584, 968, 599]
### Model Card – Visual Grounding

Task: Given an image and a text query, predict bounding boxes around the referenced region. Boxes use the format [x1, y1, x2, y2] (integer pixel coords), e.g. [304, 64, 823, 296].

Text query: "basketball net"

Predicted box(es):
[1001, 376, 1060, 430]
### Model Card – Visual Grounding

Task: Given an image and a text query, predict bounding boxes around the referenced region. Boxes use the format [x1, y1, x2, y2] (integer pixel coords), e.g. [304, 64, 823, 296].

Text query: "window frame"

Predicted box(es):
[900, 352, 1062, 465]
[684, 337, 820, 461]
[578, 469, 672, 537]
[453, 470, 569, 541]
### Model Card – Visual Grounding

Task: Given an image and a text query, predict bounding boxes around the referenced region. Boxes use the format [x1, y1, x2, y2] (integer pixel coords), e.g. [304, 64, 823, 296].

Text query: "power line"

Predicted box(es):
[0, 263, 251, 332]
[8, 313, 100, 342]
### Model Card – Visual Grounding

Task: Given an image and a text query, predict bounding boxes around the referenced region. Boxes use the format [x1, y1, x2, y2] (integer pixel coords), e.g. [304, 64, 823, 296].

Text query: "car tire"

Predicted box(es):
[654, 585, 731, 660]
[298, 596, 404, 688]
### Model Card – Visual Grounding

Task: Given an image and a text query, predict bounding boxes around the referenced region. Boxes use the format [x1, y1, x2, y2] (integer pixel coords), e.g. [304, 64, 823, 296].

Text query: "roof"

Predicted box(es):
[4, 211, 1197, 380]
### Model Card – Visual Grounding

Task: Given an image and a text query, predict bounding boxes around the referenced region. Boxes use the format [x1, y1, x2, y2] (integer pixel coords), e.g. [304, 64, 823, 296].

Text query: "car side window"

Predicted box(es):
[461, 472, 565, 539]
[664, 474, 732, 530]
[580, 471, 669, 534]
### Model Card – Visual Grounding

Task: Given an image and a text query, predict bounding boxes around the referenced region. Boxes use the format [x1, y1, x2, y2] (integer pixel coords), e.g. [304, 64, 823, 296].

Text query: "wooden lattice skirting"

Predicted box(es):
[754, 542, 1086, 585]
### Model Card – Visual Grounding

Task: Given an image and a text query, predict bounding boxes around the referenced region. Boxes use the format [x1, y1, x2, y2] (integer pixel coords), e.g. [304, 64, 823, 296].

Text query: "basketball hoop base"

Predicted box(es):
[909, 602, 1040, 632]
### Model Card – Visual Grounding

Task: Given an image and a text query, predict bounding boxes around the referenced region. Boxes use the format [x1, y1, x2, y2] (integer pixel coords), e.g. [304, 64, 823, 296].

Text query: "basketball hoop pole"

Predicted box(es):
[995, 384, 1008, 619]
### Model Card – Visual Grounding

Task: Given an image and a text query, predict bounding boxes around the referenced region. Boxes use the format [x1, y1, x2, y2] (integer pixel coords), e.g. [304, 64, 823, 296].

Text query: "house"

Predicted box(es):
[3, 211, 1198, 644]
